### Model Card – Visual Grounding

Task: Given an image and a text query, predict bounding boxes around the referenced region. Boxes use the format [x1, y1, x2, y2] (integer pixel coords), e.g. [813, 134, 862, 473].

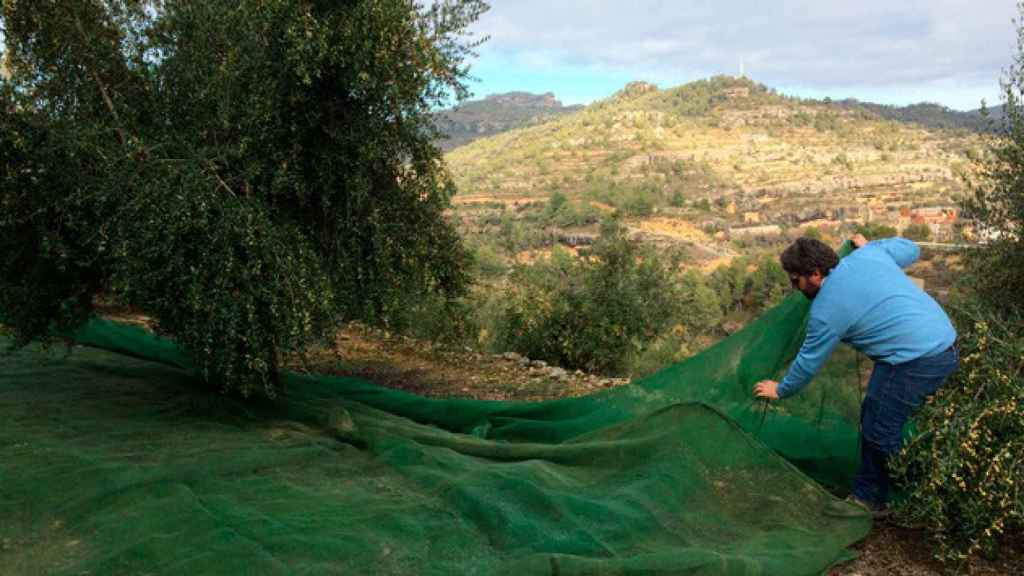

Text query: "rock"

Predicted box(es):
[547, 367, 568, 379]
[530, 359, 547, 369]
[502, 351, 523, 362]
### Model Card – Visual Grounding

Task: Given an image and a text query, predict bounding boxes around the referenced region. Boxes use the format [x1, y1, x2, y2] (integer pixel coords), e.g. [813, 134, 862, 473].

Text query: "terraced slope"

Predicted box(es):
[446, 77, 983, 220]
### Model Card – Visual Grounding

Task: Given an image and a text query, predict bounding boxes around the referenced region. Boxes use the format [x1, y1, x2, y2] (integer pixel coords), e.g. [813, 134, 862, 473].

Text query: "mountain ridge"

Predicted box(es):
[433, 92, 583, 151]
[435, 81, 1002, 153]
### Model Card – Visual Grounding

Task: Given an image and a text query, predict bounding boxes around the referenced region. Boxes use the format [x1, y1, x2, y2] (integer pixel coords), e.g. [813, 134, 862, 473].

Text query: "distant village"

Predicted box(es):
[705, 193, 965, 243]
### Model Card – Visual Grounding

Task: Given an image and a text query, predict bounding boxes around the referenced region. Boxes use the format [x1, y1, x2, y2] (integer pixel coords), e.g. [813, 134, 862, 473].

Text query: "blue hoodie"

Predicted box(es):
[777, 238, 957, 399]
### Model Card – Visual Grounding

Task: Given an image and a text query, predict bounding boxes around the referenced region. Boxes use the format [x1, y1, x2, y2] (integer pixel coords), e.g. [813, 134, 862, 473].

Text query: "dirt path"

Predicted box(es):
[301, 322, 629, 402]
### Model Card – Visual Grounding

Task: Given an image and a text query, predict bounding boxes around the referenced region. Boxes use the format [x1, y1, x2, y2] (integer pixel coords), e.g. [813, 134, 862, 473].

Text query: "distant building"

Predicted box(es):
[897, 206, 958, 241]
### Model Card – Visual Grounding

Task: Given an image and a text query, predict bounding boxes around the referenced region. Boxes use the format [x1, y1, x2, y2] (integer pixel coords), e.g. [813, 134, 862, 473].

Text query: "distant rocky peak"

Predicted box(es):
[483, 91, 564, 109]
[618, 81, 659, 98]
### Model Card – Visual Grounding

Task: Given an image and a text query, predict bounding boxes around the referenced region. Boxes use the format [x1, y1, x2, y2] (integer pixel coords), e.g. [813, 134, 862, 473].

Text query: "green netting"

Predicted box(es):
[1, 289, 871, 575]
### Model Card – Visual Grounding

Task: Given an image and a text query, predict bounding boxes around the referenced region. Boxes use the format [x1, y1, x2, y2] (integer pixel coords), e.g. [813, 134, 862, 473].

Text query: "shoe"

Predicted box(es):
[824, 495, 890, 519]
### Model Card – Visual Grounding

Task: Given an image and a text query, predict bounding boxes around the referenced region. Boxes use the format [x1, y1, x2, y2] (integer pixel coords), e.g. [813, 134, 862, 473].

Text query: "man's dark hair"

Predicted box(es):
[780, 238, 839, 277]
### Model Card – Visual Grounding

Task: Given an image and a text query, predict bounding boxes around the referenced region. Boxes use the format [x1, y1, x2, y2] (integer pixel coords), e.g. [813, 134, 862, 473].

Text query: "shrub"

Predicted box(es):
[392, 291, 480, 349]
[892, 299, 1024, 563]
[893, 9, 1024, 561]
[617, 185, 658, 217]
[902, 223, 933, 242]
[854, 222, 899, 239]
[497, 219, 683, 374]
[543, 193, 601, 228]
[707, 255, 788, 317]
[470, 241, 508, 278]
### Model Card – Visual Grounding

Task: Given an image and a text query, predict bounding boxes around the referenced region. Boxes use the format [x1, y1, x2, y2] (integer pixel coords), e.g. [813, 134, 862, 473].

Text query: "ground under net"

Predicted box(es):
[1, 287, 871, 575]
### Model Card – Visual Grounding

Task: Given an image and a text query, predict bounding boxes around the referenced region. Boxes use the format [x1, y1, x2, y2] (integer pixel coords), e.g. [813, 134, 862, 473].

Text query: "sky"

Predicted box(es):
[463, 1, 1019, 111]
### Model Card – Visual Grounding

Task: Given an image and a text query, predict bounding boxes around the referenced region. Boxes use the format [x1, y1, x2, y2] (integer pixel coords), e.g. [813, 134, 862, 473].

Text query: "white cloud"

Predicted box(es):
[472, 0, 1017, 109]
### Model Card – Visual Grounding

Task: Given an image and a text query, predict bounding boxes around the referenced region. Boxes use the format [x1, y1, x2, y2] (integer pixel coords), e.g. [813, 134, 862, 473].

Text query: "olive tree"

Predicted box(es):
[0, 0, 487, 396]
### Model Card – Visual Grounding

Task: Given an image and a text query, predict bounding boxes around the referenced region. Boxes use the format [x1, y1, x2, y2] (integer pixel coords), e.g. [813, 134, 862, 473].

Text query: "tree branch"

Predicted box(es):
[71, 12, 128, 147]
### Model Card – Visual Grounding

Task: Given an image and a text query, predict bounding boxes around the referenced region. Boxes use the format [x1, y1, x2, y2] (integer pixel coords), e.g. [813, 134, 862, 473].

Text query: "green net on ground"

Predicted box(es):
[1, 288, 871, 575]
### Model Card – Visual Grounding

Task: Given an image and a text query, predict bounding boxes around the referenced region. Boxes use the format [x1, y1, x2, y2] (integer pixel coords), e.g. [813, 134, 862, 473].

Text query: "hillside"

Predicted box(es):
[433, 91, 584, 151]
[832, 99, 1004, 133]
[445, 77, 985, 258]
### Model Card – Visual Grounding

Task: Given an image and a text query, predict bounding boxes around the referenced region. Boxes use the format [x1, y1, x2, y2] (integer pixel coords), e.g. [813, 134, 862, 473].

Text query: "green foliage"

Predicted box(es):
[707, 256, 789, 317]
[831, 152, 853, 171]
[489, 237, 788, 376]
[497, 219, 687, 375]
[791, 111, 813, 127]
[630, 304, 724, 377]
[892, 300, 1024, 564]
[0, 0, 487, 396]
[583, 178, 661, 217]
[813, 112, 840, 132]
[833, 99, 1002, 135]
[677, 270, 725, 334]
[901, 223, 933, 242]
[496, 214, 551, 253]
[646, 76, 776, 117]
[540, 191, 600, 227]
[893, 9, 1024, 562]
[802, 226, 822, 240]
[960, 21, 1024, 311]
[853, 222, 899, 239]
[469, 240, 508, 278]
[547, 190, 569, 213]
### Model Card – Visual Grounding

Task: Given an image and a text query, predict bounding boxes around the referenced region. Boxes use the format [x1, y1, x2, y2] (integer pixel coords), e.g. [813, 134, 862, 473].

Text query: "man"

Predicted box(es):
[753, 234, 958, 517]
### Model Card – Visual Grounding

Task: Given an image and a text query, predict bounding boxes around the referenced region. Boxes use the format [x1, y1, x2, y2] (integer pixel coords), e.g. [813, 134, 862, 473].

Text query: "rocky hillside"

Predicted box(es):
[434, 91, 583, 151]
[445, 77, 984, 224]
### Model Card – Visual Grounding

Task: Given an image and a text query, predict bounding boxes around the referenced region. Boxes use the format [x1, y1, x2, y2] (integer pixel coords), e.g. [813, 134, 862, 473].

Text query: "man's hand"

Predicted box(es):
[851, 234, 868, 248]
[753, 380, 780, 400]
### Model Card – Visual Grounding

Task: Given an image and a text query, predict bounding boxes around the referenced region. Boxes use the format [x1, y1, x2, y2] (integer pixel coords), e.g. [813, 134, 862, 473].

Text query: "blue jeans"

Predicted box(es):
[852, 345, 959, 508]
